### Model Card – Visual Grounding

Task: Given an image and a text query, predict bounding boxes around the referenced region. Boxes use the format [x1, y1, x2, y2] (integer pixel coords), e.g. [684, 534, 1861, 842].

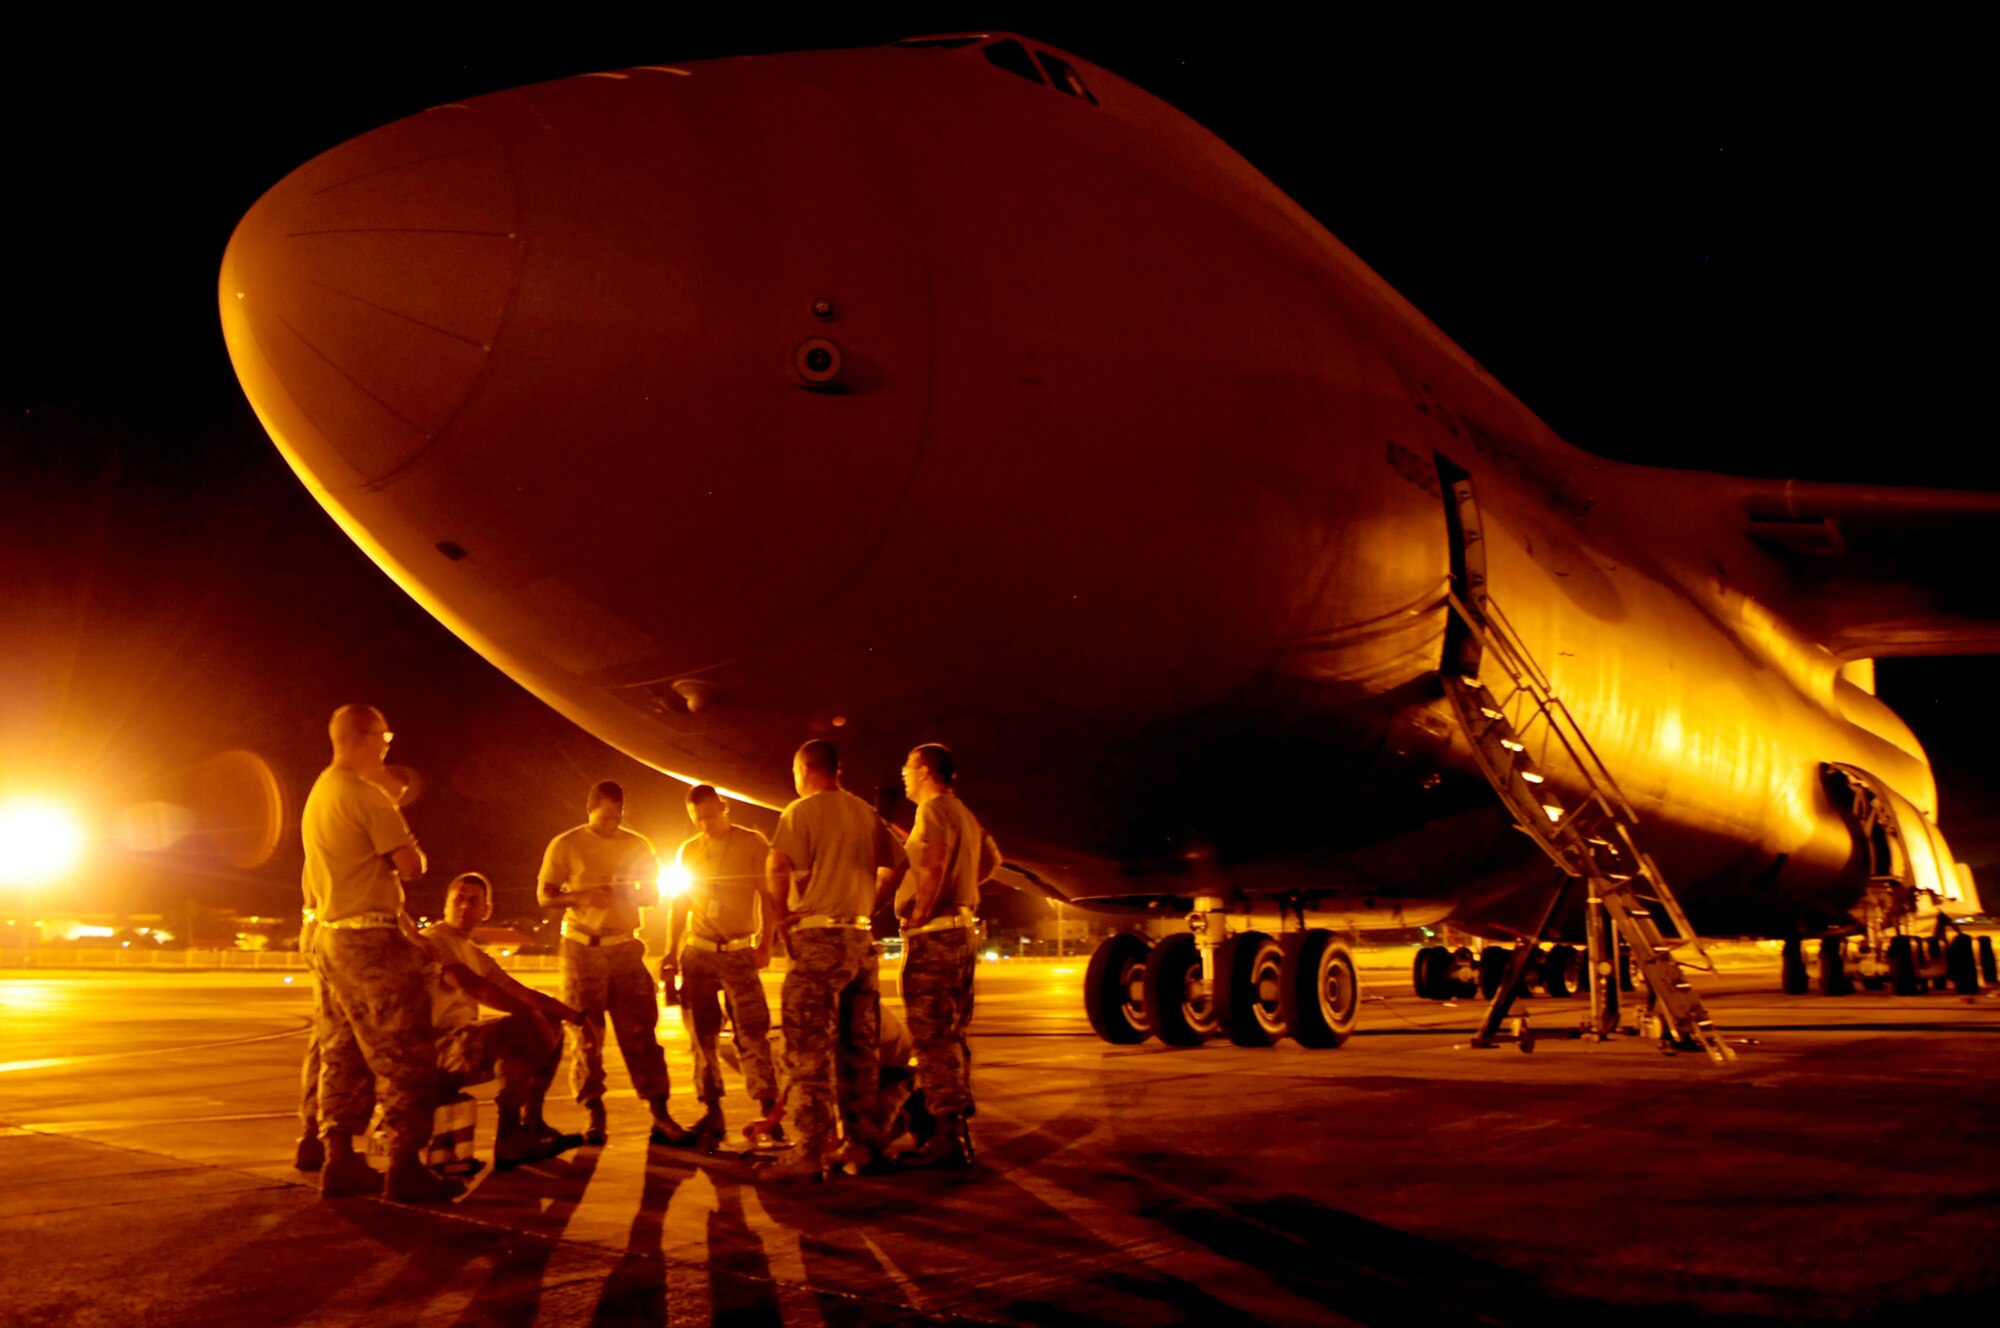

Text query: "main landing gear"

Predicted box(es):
[1083, 923, 1359, 1049]
[1410, 942, 1616, 1004]
[1797, 933, 1988, 998]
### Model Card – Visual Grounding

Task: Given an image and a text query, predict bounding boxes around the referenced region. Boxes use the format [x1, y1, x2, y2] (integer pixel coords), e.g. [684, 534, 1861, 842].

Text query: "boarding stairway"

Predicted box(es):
[1438, 589, 1736, 1065]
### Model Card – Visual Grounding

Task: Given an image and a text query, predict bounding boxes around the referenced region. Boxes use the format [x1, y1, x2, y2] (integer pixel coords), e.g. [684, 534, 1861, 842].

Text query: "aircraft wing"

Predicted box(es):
[1739, 478, 2000, 658]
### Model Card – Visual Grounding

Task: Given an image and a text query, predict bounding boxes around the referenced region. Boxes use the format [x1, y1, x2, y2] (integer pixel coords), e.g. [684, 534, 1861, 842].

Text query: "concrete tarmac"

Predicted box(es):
[4, 949, 1999, 1325]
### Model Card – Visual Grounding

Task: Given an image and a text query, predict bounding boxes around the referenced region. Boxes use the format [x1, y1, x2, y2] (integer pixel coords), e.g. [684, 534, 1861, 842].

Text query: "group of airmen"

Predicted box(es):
[295, 703, 994, 1201]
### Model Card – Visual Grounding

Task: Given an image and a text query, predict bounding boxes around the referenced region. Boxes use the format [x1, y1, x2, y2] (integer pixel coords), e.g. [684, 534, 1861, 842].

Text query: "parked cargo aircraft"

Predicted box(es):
[219, 34, 1997, 1053]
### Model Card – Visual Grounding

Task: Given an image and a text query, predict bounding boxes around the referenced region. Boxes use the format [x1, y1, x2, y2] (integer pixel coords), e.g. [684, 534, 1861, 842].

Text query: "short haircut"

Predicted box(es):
[448, 872, 490, 901]
[328, 703, 385, 745]
[796, 740, 839, 775]
[909, 743, 956, 785]
[687, 783, 721, 808]
[588, 779, 624, 807]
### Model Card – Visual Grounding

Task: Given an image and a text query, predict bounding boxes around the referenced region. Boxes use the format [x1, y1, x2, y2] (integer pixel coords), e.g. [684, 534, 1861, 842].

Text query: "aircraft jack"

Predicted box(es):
[1438, 568, 1737, 1066]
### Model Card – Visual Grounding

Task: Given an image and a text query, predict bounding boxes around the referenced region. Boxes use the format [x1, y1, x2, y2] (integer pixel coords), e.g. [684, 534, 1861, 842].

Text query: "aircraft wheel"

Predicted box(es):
[1478, 945, 1512, 1000]
[1215, 931, 1287, 1046]
[1143, 932, 1217, 1047]
[1449, 946, 1479, 998]
[1980, 936, 1998, 985]
[1781, 938, 1808, 995]
[1084, 934, 1152, 1044]
[1413, 946, 1451, 1000]
[1282, 931, 1358, 1048]
[1818, 937, 1853, 996]
[1543, 944, 1578, 998]
[1947, 934, 1980, 994]
[1887, 936, 1921, 995]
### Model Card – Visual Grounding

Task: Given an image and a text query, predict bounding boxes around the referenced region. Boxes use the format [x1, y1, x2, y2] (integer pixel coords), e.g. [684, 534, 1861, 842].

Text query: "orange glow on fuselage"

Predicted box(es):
[220, 35, 1981, 931]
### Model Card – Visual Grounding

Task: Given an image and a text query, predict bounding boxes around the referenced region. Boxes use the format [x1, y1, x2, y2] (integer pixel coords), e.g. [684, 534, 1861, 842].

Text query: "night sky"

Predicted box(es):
[4, 18, 1991, 929]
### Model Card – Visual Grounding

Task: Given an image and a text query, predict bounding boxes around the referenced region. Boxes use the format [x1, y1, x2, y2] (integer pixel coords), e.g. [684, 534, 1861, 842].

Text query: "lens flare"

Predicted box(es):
[658, 863, 694, 899]
[0, 799, 86, 887]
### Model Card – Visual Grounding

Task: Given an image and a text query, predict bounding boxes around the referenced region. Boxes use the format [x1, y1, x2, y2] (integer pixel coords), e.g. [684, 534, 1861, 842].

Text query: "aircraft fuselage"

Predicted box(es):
[219, 37, 1959, 941]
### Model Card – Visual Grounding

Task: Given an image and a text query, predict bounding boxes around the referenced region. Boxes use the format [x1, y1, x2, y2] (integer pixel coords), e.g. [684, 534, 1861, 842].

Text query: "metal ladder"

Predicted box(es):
[1439, 589, 1736, 1065]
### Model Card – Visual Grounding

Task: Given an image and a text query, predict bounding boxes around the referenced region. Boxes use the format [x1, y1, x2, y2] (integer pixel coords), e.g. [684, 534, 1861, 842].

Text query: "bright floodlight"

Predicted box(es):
[659, 862, 693, 899]
[0, 798, 86, 887]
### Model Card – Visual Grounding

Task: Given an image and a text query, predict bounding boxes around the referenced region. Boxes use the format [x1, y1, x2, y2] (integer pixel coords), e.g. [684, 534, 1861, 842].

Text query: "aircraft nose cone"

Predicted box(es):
[219, 105, 522, 487]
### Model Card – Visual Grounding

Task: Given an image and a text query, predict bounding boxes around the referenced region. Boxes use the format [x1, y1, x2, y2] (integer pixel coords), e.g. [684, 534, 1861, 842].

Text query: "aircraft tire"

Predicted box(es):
[1887, 936, 1921, 995]
[1142, 932, 1216, 1047]
[1947, 934, 1979, 995]
[1412, 946, 1449, 1000]
[1781, 938, 1808, 995]
[1543, 944, 1578, 998]
[1215, 931, 1286, 1046]
[1478, 945, 1512, 1000]
[1980, 936, 1998, 985]
[1818, 937, 1853, 996]
[1281, 931, 1358, 1049]
[1449, 947, 1479, 999]
[1084, 934, 1152, 1045]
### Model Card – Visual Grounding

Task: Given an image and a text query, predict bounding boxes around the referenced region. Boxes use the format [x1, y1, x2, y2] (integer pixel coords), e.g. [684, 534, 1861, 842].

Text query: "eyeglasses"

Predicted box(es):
[366, 730, 395, 743]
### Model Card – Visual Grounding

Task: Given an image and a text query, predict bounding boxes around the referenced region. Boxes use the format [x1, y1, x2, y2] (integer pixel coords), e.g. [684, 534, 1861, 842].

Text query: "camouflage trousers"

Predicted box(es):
[312, 928, 438, 1156]
[779, 928, 880, 1151]
[299, 957, 323, 1133]
[437, 1013, 561, 1119]
[681, 945, 778, 1106]
[903, 927, 977, 1115]
[561, 938, 668, 1106]
[297, 975, 372, 1134]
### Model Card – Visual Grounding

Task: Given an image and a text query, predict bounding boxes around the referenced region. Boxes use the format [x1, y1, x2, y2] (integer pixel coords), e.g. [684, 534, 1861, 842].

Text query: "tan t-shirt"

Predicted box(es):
[301, 767, 413, 924]
[770, 788, 904, 918]
[677, 824, 769, 942]
[422, 922, 507, 1033]
[897, 791, 991, 916]
[539, 824, 660, 936]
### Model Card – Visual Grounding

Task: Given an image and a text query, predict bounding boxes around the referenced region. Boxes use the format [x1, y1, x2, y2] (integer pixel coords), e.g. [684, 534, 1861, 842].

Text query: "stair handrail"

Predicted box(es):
[1622, 837, 1719, 973]
[1444, 590, 1638, 823]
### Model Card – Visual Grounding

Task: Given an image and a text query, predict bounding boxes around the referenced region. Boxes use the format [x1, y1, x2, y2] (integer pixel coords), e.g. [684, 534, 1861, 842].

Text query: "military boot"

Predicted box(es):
[649, 1115, 694, 1147]
[687, 1103, 727, 1148]
[293, 1133, 325, 1172]
[319, 1145, 379, 1199]
[383, 1156, 466, 1203]
[757, 1140, 831, 1183]
[897, 1111, 971, 1171]
[583, 1104, 608, 1147]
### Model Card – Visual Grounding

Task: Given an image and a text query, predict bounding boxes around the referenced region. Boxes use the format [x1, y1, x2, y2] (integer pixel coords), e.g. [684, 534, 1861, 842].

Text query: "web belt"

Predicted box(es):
[906, 908, 978, 936]
[682, 933, 758, 953]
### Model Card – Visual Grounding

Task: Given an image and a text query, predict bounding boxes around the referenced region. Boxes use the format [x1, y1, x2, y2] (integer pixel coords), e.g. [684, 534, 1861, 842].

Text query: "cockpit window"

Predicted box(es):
[1035, 51, 1098, 104]
[982, 38, 1046, 85]
[894, 34, 1101, 106]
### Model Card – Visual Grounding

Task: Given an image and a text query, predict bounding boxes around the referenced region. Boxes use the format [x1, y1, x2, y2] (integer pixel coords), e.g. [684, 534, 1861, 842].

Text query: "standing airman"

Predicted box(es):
[665, 784, 780, 1144]
[893, 743, 998, 1169]
[303, 704, 459, 1202]
[761, 741, 906, 1180]
[539, 780, 689, 1146]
